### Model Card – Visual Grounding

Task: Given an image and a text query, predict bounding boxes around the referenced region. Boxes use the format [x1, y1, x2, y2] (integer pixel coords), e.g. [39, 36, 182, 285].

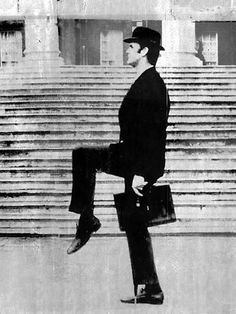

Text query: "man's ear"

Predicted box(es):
[140, 47, 149, 57]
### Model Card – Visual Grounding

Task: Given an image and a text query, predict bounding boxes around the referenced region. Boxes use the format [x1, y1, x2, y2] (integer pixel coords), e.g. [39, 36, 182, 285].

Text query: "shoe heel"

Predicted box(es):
[94, 221, 101, 233]
[134, 284, 138, 304]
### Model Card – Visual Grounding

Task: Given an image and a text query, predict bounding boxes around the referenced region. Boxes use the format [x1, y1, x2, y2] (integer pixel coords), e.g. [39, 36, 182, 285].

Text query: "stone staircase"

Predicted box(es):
[0, 65, 235, 235]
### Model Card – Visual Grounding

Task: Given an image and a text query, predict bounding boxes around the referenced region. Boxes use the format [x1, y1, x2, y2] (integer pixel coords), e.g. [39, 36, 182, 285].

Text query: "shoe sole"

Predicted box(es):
[67, 220, 101, 255]
[121, 293, 164, 305]
[121, 298, 163, 305]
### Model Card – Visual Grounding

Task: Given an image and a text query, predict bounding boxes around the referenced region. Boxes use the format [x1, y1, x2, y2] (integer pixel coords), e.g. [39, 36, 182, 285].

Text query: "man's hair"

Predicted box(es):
[138, 39, 160, 65]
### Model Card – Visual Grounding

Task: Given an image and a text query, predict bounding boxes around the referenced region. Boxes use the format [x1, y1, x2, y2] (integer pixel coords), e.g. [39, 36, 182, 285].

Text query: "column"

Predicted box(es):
[59, 20, 76, 65]
[23, 0, 63, 68]
[24, 16, 63, 67]
[158, 20, 202, 67]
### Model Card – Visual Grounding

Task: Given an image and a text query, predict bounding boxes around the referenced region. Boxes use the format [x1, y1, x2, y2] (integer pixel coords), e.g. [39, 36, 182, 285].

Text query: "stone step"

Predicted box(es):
[1, 189, 235, 203]
[1, 108, 236, 118]
[2, 65, 236, 74]
[0, 169, 233, 178]
[0, 147, 234, 158]
[0, 130, 234, 142]
[2, 185, 235, 194]
[1, 100, 236, 109]
[0, 80, 233, 91]
[1, 198, 235, 210]
[0, 168, 235, 180]
[1, 109, 236, 118]
[52, 65, 236, 71]
[2, 100, 235, 108]
[1, 95, 236, 102]
[0, 175, 236, 193]
[1, 118, 235, 128]
[1, 77, 236, 86]
[0, 196, 235, 209]
[1, 107, 235, 120]
[1, 83, 236, 92]
[62, 66, 236, 72]
[1, 88, 236, 97]
[0, 205, 234, 217]
[4, 71, 234, 79]
[1, 75, 235, 83]
[0, 152, 234, 160]
[7, 73, 227, 82]
[0, 119, 236, 129]
[3, 105, 236, 116]
[0, 174, 234, 184]
[1, 178, 235, 191]
[0, 122, 235, 132]
[0, 149, 234, 161]
[1, 68, 236, 82]
[1, 101, 236, 110]
[0, 186, 236, 201]
[0, 190, 235, 204]
[0, 153, 234, 160]
[0, 206, 235, 222]
[1, 218, 236, 235]
[0, 138, 235, 149]
[0, 157, 235, 170]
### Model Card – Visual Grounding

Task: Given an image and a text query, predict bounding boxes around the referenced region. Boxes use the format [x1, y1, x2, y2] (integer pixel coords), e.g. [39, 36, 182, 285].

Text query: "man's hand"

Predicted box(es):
[132, 175, 148, 196]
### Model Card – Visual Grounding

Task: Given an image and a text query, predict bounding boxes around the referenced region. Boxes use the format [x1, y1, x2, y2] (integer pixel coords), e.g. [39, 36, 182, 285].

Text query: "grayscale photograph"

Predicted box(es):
[0, 0, 235, 313]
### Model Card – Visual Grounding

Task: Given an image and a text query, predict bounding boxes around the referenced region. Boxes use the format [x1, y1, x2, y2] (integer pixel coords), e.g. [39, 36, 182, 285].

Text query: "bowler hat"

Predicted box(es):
[124, 26, 164, 50]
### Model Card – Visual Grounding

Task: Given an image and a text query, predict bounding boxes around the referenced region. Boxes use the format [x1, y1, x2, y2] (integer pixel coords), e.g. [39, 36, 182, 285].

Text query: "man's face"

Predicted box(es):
[126, 42, 142, 67]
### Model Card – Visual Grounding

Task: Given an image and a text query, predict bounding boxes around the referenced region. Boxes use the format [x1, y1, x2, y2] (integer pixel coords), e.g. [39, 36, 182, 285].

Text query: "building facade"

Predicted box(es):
[0, 0, 236, 68]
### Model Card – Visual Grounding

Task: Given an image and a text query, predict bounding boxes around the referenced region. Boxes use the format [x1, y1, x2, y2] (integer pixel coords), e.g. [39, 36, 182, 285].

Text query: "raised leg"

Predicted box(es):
[67, 146, 110, 254]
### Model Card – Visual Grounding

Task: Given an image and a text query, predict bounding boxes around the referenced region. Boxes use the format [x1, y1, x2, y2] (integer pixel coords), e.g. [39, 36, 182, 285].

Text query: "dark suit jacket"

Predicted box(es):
[118, 66, 170, 182]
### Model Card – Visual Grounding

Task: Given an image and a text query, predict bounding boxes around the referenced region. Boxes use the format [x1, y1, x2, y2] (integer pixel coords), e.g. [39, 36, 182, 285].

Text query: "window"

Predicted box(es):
[0, 30, 23, 66]
[100, 30, 123, 65]
[201, 32, 218, 65]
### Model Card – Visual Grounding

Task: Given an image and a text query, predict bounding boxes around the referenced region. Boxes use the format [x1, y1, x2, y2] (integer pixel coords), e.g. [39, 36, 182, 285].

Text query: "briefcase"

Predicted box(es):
[114, 185, 176, 231]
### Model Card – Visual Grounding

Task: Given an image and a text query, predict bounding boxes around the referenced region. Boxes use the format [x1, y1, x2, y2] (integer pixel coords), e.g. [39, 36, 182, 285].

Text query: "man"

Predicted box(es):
[67, 26, 170, 305]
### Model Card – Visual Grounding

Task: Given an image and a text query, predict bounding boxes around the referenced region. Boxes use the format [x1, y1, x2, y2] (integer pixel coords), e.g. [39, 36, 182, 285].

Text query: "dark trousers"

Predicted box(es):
[69, 145, 161, 289]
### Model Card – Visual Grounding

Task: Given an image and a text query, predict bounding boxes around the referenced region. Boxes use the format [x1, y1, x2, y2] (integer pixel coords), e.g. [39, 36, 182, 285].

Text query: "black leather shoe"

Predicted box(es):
[67, 215, 101, 254]
[121, 289, 164, 305]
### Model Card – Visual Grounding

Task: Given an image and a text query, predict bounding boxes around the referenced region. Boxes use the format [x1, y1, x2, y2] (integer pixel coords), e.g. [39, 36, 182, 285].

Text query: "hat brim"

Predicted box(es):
[123, 37, 165, 50]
